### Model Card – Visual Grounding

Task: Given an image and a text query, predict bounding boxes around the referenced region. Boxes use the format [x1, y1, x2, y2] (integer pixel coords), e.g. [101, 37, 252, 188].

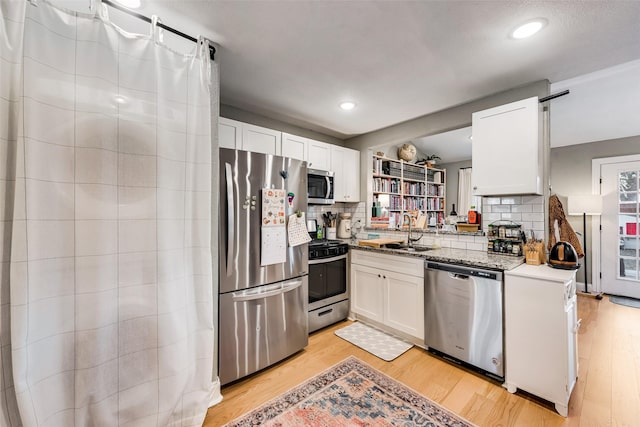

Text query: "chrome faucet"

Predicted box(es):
[402, 212, 422, 248]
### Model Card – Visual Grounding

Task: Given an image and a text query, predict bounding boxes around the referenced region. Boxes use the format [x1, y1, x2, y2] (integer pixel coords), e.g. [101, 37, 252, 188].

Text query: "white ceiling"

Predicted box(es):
[550, 60, 640, 148]
[411, 127, 472, 164]
[55, 1, 640, 144]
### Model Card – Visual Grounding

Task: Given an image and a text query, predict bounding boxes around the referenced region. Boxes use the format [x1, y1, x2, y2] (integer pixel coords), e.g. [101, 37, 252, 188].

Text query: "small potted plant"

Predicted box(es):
[425, 154, 441, 167]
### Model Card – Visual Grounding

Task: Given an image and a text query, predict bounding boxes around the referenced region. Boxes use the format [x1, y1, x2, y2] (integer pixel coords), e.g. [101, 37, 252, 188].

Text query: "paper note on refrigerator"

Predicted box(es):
[288, 212, 312, 247]
[261, 226, 287, 266]
[261, 188, 286, 227]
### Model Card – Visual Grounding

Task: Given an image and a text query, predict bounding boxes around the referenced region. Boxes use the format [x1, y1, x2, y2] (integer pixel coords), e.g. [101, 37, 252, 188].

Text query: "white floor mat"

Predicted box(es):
[335, 322, 414, 361]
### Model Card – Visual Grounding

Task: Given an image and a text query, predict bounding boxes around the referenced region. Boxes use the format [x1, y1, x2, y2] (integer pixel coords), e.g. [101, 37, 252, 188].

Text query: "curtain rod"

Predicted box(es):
[102, 0, 216, 60]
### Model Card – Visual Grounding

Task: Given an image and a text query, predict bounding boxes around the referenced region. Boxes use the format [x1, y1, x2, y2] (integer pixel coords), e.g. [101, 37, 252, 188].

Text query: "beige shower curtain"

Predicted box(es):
[1, 1, 218, 425]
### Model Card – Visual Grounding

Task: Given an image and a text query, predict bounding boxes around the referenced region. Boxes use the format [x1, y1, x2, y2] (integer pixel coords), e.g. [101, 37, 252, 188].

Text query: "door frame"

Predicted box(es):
[592, 154, 640, 294]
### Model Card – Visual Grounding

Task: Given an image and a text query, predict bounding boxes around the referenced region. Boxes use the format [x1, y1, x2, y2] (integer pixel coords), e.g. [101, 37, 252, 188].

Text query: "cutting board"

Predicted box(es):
[358, 238, 405, 248]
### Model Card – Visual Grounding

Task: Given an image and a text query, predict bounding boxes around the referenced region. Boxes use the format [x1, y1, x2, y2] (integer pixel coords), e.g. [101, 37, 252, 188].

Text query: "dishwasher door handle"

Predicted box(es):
[448, 272, 470, 280]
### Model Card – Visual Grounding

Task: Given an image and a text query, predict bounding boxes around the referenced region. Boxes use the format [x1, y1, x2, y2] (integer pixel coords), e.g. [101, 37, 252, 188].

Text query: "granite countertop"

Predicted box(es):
[349, 244, 524, 271]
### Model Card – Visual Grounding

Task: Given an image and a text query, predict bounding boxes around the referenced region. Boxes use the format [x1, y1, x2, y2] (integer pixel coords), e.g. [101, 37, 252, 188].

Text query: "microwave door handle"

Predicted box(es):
[225, 162, 234, 276]
[325, 176, 331, 198]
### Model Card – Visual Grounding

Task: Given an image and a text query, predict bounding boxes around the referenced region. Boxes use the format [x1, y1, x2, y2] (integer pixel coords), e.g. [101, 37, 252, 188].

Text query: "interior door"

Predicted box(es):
[601, 161, 640, 297]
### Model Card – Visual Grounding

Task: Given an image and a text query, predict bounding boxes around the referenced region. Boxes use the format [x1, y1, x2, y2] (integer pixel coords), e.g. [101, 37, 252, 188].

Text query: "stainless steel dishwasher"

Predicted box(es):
[424, 261, 504, 380]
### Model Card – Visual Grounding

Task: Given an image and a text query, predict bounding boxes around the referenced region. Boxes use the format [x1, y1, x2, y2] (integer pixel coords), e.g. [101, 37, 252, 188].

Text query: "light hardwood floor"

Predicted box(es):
[204, 295, 640, 426]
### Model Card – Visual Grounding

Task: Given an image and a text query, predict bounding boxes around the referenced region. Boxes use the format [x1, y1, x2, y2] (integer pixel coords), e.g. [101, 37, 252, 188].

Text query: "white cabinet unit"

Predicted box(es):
[219, 119, 345, 173]
[241, 123, 281, 155]
[350, 250, 424, 342]
[281, 132, 308, 161]
[218, 117, 242, 149]
[307, 140, 331, 171]
[471, 96, 542, 196]
[383, 269, 424, 339]
[350, 264, 384, 323]
[331, 145, 361, 202]
[504, 264, 578, 417]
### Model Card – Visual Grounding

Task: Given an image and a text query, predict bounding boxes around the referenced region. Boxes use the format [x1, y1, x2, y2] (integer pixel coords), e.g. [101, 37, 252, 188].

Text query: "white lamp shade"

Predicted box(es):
[567, 195, 602, 216]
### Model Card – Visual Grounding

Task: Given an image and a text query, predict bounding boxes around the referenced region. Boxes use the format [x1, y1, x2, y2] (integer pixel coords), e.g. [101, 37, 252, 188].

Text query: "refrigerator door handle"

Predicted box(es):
[325, 176, 331, 199]
[231, 279, 304, 302]
[225, 162, 234, 276]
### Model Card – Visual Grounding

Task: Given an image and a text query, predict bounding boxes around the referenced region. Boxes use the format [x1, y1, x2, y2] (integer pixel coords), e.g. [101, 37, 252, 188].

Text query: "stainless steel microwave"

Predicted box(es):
[307, 168, 334, 205]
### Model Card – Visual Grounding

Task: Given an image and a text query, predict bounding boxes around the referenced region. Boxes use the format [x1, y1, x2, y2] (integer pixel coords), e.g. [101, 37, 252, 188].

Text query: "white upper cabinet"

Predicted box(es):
[471, 96, 542, 196]
[241, 123, 282, 156]
[281, 133, 309, 161]
[331, 145, 361, 202]
[218, 117, 242, 149]
[219, 118, 343, 173]
[307, 140, 331, 171]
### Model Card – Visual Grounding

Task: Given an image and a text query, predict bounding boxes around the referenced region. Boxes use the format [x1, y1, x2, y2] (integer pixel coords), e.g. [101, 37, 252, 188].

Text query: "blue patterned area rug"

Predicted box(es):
[223, 356, 476, 427]
[610, 295, 640, 309]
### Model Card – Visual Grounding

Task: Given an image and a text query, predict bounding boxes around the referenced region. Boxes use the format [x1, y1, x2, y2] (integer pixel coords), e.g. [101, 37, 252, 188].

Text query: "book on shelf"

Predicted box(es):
[372, 157, 383, 175]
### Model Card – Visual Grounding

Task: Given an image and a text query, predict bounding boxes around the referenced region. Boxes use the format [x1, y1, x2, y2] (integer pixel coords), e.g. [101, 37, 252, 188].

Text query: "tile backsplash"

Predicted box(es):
[307, 202, 367, 235]
[309, 195, 545, 252]
[482, 195, 545, 238]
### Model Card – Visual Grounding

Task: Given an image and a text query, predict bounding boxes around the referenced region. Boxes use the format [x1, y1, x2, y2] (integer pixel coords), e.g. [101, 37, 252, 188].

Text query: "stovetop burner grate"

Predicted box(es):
[308, 239, 349, 259]
[309, 239, 345, 248]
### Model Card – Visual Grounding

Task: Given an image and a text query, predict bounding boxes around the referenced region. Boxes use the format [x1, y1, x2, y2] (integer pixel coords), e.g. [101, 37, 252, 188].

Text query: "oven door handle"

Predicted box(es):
[309, 254, 347, 265]
[231, 279, 303, 302]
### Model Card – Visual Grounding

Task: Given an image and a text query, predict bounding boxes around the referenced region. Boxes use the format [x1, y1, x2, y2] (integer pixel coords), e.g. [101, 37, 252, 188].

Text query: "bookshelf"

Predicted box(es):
[371, 155, 446, 229]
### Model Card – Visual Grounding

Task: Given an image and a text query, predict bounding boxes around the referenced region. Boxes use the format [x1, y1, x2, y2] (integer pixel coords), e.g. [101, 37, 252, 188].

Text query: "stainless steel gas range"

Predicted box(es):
[308, 239, 350, 332]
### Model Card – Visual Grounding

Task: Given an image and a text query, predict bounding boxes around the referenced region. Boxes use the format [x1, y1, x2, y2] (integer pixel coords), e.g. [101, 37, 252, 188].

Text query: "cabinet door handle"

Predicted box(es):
[574, 318, 582, 333]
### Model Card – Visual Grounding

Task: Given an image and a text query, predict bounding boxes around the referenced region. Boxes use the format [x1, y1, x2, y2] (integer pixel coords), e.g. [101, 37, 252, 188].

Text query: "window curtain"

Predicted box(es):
[458, 168, 481, 216]
[1, 1, 218, 425]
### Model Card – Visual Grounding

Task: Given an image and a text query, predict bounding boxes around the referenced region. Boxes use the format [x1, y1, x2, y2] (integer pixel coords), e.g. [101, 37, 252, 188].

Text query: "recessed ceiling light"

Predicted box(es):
[339, 101, 356, 111]
[511, 19, 547, 39]
[114, 0, 141, 9]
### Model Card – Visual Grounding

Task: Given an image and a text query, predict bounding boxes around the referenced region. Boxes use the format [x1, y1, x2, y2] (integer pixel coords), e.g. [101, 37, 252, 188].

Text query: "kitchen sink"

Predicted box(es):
[385, 243, 433, 252]
[401, 245, 434, 252]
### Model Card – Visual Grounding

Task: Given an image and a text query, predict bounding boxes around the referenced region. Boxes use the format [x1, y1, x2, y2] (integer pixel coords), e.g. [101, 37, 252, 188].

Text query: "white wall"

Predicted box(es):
[551, 134, 640, 285]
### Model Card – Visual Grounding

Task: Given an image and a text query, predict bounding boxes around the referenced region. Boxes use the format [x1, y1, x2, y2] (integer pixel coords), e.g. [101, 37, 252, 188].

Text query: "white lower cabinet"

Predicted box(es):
[350, 264, 384, 322]
[504, 264, 578, 417]
[350, 250, 424, 341]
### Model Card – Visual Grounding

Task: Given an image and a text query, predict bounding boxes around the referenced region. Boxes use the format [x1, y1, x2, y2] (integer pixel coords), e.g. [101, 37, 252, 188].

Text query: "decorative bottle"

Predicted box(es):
[468, 206, 481, 225]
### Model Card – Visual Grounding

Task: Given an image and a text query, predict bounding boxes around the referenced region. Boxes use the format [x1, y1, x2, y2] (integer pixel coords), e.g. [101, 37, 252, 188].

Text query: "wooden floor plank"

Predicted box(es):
[204, 295, 639, 426]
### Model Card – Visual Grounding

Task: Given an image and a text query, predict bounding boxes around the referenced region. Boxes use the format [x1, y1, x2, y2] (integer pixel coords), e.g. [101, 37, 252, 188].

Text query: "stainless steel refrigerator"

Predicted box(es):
[218, 148, 309, 385]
